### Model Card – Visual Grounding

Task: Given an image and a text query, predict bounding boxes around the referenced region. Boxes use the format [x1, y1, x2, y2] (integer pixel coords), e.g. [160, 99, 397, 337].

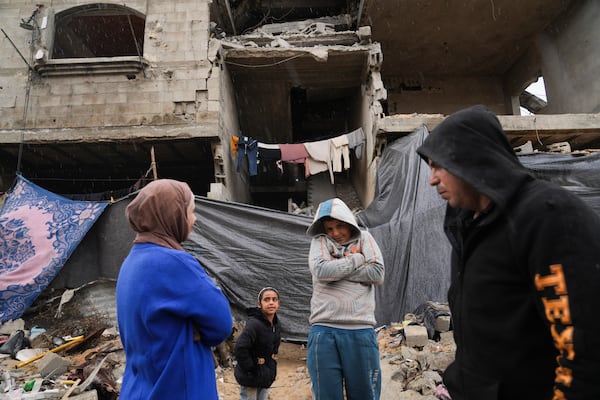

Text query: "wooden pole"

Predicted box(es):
[16, 336, 84, 368]
[150, 146, 158, 180]
[61, 378, 81, 399]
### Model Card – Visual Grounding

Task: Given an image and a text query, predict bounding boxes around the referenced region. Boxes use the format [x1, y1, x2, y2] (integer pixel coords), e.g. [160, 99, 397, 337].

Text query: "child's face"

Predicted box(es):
[259, 290, 280, 318]
[323, 219, 352, 244]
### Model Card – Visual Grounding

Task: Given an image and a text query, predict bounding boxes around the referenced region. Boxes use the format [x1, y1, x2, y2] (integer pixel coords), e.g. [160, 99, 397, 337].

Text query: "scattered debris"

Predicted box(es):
[547, 141, 572, 153]
[1, 286, 455, 400]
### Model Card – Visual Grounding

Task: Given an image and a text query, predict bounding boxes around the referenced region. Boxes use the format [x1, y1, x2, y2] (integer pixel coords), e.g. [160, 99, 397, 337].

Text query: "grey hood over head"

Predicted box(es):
[306, 198, 360, 239]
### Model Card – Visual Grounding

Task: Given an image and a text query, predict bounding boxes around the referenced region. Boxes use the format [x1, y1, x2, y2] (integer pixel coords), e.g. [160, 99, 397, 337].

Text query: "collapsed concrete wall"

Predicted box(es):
[0, 1, 386, 207]
[216, 20, 386, 207]
[374, 0, 600, 117]
[385, 76, 508, 116]
[1, 0, 599, 202]
[0, 0, 221, 195]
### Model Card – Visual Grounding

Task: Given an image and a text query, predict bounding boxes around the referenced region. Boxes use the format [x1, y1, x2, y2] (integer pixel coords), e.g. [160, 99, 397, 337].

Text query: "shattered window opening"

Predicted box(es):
[52, 4, 145, 59]
[520, 76, 548, 115]
[210, 0, 356, 36]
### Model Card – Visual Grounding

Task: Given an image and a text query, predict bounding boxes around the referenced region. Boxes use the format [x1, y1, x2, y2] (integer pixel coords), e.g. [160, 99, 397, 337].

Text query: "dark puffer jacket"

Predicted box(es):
[234, 307, 281, 388]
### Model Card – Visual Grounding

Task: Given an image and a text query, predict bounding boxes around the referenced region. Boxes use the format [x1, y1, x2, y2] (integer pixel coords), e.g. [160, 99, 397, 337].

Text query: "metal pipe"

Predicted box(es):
[357, 0, 366, 29]
[1, 29, 34, 71]
[224, 0, 237, 35]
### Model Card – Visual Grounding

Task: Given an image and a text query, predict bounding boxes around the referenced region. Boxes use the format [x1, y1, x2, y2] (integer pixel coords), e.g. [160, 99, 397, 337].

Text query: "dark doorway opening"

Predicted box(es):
[291, 86, 359, 142]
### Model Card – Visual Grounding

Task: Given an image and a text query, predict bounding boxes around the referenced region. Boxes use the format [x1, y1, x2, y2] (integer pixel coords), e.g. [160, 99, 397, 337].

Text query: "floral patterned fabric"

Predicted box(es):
[0, 176, 108, 323]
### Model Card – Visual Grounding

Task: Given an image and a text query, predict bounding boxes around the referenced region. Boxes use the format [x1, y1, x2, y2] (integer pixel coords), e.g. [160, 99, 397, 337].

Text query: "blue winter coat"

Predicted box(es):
[116, 243, 233, 399]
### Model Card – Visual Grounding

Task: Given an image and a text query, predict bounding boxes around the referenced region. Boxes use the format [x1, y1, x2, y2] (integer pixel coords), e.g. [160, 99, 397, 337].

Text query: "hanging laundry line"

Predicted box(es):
[230, 127, 365, 184]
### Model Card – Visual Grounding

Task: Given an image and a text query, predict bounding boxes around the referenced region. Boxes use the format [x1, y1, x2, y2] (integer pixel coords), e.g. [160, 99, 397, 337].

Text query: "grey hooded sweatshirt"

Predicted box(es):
[306, 198, 384, 329]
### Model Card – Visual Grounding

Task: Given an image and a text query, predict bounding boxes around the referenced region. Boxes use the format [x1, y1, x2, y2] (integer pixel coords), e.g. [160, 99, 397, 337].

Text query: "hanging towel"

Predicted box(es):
[330, 134, 350, 173]
[280, 143, 309, 163]
[347, 127, 365, 159]
[304, 139, 334, 183]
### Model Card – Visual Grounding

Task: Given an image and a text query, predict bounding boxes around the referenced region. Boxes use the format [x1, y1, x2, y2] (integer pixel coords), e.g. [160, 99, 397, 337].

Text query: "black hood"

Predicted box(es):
[416, 105, 532, 210]
[246, 307, 279, 326]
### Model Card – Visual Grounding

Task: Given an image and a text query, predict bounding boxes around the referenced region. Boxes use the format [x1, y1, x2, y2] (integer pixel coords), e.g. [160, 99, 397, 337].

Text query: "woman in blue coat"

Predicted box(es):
[116, 179, 233, 399]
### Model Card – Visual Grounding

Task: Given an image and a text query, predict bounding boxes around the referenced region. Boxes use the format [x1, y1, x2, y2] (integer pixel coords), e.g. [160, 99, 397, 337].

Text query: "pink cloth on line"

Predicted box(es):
[279, 143, 309, 163]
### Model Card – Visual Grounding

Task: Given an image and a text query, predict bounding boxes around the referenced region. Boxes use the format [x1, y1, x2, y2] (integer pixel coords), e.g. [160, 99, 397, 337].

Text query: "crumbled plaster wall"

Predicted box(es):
[382, 1, 600, 116]
[536, 0, 600, 114]
[354, 44, 387, 207]
[385, 76, 508, 116]
[213, 42, 251, 203]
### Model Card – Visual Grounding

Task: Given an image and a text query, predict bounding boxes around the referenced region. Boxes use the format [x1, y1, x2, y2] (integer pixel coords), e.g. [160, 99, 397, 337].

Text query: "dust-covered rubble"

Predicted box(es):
[0, 291, 455, 400]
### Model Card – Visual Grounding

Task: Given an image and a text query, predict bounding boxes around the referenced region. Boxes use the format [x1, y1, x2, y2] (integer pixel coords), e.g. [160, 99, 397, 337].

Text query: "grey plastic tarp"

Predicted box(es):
[47, 126, 600, 341]
[47, 195, 314, 341]
[358, 127, 600, 328]
[357, 127, 450, 327]
[183, 200, 313, 342]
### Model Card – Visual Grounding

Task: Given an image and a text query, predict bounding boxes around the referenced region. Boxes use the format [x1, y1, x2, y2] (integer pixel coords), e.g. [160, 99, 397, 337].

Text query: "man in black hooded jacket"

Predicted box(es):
[416, 105, 600, 400]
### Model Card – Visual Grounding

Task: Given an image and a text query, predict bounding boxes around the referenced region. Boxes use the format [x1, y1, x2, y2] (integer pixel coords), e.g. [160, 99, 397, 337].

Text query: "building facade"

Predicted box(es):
[0, 0, 599, 210]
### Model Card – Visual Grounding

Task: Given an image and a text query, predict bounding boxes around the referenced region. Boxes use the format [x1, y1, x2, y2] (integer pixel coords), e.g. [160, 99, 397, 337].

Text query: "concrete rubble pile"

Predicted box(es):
[0, 317, 123, 400]
[377, 302, 455, 400]
[0, 293, 455, 400]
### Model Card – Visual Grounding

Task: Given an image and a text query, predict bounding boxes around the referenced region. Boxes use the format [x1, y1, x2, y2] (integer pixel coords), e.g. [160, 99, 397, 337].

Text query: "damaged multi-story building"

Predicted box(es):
[1, 0, 599, 210]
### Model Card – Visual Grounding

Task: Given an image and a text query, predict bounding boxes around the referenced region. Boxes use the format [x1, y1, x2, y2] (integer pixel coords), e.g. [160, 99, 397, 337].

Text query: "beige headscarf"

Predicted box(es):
[126, 179, 194, 250]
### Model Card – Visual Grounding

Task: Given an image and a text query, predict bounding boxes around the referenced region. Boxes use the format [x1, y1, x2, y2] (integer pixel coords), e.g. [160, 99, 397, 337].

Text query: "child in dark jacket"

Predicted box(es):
[234, 287, 281, 400]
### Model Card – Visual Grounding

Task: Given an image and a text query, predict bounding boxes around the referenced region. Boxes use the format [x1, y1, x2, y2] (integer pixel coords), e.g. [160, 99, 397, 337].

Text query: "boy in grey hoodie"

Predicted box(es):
[306, 197, 385, 400]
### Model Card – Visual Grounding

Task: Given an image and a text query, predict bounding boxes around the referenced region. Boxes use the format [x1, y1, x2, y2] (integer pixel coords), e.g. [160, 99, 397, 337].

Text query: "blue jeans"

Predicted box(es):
[236, 137, 258, 176]
[240, 386, 268, 400]
[307, 325, 381, 400]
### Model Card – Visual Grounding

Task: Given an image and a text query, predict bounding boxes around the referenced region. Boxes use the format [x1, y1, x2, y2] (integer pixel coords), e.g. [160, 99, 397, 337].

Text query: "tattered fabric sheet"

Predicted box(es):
[0, 175, 108, 323]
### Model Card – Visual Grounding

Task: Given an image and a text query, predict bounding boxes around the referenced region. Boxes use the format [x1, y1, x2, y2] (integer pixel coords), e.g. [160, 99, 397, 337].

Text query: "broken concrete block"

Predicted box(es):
[357, 26, 371, 43]
[0, 319, 25, 335]
[69, 390, 98, 400]
[36, 352, 70, 378]
[16, 348, 45, 362]
[434, 315, 451, 333]
[404, 325, 429, 348]
[547, 141, 571, 153]
[270, 37, 291, 48]
[439, 331, 455, 345]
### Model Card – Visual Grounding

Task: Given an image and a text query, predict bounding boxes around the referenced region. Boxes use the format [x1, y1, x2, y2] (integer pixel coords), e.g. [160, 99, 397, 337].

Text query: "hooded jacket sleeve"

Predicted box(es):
[308, 235, 366, 282]
[133, 249, 233, 347]
[234, 319, 259, 372]
[309, 232, 384, 285]
[346, 231, 384, 284]
[516, 183, 600, 399]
